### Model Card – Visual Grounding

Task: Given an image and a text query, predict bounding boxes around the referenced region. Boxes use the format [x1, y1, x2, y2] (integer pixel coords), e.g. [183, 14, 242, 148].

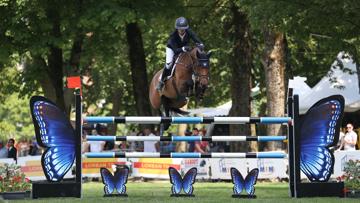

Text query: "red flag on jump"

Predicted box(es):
[67, 76, 82, 95]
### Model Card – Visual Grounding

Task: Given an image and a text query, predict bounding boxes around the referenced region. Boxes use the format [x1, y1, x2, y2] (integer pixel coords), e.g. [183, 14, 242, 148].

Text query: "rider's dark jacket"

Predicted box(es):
[167, 29, 203, 55]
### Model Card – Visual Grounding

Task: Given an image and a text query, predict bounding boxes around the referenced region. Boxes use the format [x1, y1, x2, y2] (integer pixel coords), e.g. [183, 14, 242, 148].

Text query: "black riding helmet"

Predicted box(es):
[175, 17, 189, 29]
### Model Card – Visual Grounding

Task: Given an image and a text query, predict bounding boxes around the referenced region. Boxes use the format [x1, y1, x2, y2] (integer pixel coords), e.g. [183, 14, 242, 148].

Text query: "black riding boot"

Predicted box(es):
[156, 67, 172, 91]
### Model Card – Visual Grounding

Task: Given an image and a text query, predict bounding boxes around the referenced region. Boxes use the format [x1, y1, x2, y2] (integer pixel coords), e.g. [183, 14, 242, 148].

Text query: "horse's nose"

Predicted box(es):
[200, 79, 208, 88]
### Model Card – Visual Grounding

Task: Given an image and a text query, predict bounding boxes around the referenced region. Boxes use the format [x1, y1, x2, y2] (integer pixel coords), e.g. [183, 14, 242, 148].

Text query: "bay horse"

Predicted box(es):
[149, 44, 211, 130]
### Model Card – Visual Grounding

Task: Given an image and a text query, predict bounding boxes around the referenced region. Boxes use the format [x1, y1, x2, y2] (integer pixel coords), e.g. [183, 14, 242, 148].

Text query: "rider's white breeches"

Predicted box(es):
[165, 47, 174, 69]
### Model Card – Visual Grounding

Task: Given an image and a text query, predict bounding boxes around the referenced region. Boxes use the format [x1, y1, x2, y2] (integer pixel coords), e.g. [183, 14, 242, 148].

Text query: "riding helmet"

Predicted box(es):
[175, 17, 189, 29]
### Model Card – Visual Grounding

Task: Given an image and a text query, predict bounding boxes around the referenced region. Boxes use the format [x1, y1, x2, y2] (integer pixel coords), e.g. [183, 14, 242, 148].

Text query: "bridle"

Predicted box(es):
[193, 59, 210, 82]
[173, 50, 210, 84]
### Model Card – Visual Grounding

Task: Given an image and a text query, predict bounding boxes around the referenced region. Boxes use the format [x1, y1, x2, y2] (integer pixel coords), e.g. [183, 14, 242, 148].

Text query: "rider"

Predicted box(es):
[156, 16, 203, 91]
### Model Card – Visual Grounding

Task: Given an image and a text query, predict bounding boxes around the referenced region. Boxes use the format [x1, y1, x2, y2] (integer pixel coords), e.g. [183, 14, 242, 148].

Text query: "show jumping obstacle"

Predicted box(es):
[32, 88, 344, 198]
[81, 88, 301, 195]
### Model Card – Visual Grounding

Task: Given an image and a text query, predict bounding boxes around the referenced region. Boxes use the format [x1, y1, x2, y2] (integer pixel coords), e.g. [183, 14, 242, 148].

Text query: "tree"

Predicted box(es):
[241, 0, 360, 150]
[262, 30, 286, 150]
[188, 0, 254, 151]
[126, 22, 152, 118]
[0, 91, 33, 141]
[223, 2, 253, 152]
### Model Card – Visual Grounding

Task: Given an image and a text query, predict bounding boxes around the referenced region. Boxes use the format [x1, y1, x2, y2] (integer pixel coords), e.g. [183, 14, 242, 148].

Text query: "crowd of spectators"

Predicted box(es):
[1, 122, 358, 161]
[0, 136, 41, 162]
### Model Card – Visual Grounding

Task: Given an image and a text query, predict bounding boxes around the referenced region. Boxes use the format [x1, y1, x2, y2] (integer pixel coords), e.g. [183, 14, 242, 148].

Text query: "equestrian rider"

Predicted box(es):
[156, 17, 203, 91]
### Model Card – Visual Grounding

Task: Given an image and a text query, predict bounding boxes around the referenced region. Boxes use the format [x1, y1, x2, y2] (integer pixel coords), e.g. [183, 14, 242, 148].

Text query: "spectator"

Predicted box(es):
[87, 130, 105, 152]
[7, 138, 17, 162]
[118, 141, 127, 151]
[185, 129, 192, 136]
[17, 137, 30, 157]
[338, 123, 358, 151]
[0, 140, 8, 158]
[160, 132, 176, 153]
[29, 136, 40, 156]
[143, 128, 159, 152]
[135, 131, 144, 151]
[81, 130, 90, 154]
[188, 128, 199, 152]
[97, 124, 114, 151]
[194, 129, 209, 153]
[128, 129, 137, 151]
[161, 141, 176, 153]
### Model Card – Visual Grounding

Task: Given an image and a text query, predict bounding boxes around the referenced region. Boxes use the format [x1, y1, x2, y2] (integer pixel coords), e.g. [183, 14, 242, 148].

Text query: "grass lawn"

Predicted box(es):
[6, 181, 359, 203]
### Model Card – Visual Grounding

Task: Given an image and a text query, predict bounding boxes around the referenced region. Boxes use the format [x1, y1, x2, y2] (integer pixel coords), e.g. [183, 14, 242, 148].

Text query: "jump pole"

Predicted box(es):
[85, 152, 287, 159]
[86, 135, 287, 142]
[84, 116, 291, 124]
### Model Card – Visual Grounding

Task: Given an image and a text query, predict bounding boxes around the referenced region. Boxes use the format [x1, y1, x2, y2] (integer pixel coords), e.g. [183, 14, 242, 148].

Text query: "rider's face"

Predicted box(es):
[177, 29, 186, 36]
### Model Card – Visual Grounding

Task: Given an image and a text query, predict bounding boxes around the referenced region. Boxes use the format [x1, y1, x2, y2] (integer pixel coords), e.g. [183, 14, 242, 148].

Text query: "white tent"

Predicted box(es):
[189, 101, 232, 116]
[188, 87, 259, 116]
[289, 53, 360, 114]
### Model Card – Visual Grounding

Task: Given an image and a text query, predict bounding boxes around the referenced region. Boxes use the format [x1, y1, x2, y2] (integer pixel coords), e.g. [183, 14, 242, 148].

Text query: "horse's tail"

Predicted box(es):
[170, 108, 190, 116]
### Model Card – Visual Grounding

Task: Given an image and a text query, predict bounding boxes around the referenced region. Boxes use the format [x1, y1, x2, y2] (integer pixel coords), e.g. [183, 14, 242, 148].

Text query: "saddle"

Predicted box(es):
[158, 54, 195, 97]
[158, 54, 181, 81]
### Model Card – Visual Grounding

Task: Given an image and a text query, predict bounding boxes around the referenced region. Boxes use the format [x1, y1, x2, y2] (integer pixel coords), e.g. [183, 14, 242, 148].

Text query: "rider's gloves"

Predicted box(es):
[182, 46, 191, 52]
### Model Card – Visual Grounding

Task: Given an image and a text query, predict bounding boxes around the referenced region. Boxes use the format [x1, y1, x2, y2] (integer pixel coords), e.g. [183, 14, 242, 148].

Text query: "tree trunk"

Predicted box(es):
[64, 34, 84, 115]
[262, 30, 286, 151]
[64, 0, 84, 115]
[32, 56, 57, 101]
[46, 6, 65, 111]
[224, 4, 253, 152]
[108, 89, 122, 135]
[126, 22, 152, 129]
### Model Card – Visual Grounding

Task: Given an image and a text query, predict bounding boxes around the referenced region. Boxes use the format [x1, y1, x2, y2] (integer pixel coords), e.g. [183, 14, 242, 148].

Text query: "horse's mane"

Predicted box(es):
[176, 47, 205, 67]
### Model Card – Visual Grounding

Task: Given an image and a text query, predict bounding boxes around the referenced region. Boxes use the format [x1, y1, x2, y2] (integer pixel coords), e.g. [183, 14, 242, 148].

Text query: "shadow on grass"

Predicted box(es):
[8, 182, 359, 203]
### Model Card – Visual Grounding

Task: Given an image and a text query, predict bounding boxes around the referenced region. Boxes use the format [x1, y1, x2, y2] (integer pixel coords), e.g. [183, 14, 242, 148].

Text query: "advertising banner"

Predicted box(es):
[1, 150, 359, 181]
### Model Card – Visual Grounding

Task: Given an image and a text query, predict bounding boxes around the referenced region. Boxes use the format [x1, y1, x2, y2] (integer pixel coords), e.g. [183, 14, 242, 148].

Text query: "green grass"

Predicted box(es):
[7, 181, 359, 203]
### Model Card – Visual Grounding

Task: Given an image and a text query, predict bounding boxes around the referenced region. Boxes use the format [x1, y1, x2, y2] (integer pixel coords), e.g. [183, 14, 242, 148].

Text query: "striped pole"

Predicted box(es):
[85, 152, 286, 159]
[86, 135, 287, 142]
[84, 116, 291, 124]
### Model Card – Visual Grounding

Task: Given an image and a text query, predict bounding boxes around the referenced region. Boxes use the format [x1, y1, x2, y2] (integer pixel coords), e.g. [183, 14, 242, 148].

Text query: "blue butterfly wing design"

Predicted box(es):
[113, 166, 130, 194]
[100, 168, 116, 194]
[244, 168, 259, 195]
[169, 167, 183, 194]
[230, 167, 245, 195]
[182, 167, 197, 194]
[30, 96, 76, 182]
[300, 95, 344, 182]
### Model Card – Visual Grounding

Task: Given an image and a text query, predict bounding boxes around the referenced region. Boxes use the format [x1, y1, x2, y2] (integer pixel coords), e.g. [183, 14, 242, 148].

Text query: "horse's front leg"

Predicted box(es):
[185, 79, 194, 97]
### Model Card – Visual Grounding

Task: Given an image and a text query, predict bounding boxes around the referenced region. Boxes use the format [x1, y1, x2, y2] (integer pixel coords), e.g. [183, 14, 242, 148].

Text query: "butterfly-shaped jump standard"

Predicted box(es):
[168, 167, 197, 196]
[299, 95, 344, 182]
[30, 96, 76, 182]
[230, 168, 259, 198]
[100, 165, 129, 196]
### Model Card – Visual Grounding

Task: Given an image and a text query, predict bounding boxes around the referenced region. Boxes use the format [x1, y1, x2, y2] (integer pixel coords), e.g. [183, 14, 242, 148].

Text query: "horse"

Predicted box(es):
[149, 44, 211, 130]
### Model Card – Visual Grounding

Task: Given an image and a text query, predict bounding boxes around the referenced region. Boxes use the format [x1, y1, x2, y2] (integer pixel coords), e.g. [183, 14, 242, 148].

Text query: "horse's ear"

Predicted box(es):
[196, 50, 201, 58]
[206, 51, 212, 58]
